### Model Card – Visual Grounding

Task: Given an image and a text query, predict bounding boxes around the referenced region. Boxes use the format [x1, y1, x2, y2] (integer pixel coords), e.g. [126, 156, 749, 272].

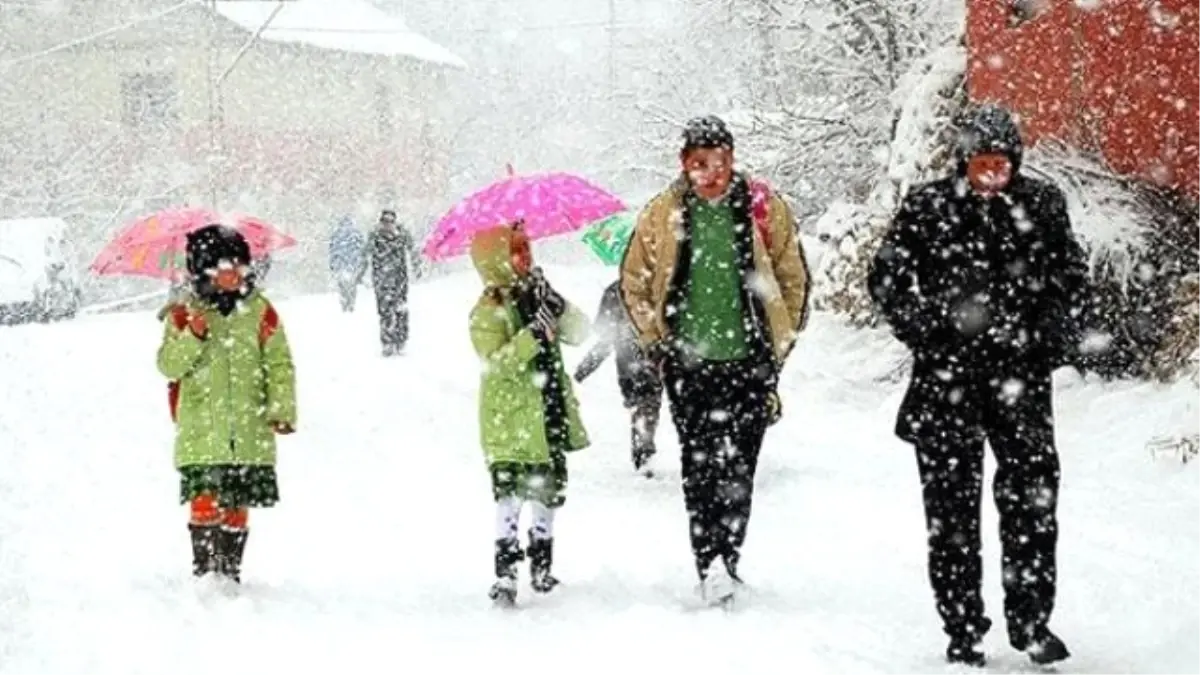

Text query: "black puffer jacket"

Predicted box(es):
[868, 104, 1089, 370]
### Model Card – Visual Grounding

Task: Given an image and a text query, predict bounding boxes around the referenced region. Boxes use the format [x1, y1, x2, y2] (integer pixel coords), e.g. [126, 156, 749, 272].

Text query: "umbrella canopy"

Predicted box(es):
[422, 166, 625, 261]
[580, 210, 637, 266]
[90, 207, 297, 281]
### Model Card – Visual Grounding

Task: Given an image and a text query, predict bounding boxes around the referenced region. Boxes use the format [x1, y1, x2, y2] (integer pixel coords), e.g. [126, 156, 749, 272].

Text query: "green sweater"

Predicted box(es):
[676, 198, 749, 361]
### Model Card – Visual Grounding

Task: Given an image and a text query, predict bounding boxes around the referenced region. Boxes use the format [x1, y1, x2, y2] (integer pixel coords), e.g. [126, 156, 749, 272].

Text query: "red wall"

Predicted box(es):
[968, 0, 1199, 198]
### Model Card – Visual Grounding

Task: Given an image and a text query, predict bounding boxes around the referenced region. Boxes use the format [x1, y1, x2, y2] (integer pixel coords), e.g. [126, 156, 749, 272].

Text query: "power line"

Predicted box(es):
[0, 0, 195, 70]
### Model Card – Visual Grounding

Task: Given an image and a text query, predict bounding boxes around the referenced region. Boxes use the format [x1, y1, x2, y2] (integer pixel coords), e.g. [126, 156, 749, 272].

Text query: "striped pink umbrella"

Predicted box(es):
[90, 207, 297, 280]
[423, 165, 626, 261]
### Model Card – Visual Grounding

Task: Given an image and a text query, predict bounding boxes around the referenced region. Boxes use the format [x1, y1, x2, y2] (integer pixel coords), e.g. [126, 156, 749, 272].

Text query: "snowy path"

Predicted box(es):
[0, 266, 1195, 674]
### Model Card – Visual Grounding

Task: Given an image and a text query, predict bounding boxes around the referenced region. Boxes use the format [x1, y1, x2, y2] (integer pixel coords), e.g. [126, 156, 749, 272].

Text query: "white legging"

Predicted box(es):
[495, 497, 555, 541]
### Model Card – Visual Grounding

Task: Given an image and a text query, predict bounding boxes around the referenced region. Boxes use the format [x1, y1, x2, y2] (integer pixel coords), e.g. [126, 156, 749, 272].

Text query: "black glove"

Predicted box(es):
[527, 267, 566, 318]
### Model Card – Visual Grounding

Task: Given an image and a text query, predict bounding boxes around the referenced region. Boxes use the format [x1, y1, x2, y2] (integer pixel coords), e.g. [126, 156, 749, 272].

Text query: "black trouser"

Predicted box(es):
[375, 283, 409, 350]
[629, 383, 663, 469]
[664, 357, 770, 580]
[908, 366, 1060, 645]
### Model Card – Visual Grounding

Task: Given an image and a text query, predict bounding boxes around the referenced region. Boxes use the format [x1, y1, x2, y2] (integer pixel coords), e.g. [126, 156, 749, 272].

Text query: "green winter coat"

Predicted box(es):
[157, 290, 297, 469]
[468, 227, 590, 466]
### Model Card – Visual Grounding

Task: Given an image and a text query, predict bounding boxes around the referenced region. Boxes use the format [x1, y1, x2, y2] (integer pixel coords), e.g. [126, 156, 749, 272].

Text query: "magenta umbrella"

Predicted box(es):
[423, 165, 626, 261]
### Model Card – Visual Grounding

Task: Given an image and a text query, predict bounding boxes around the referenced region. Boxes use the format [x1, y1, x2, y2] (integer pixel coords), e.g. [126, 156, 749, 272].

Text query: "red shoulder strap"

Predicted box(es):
[750, 180, 772, 249]
[259, 303, 279, 347]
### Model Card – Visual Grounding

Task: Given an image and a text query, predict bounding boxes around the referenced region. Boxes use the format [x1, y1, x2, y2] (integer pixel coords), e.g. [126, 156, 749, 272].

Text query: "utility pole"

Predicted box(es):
[607, 0, 616, 96]
[607, 0, 617, 154]
[204, 0, 288, 209]
[206, 0, 220, 208]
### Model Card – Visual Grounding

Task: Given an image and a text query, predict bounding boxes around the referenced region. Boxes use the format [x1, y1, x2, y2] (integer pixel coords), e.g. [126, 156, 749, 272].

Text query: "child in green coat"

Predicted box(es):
[157, 224, 297, 584]
[468, 223, 590, 605]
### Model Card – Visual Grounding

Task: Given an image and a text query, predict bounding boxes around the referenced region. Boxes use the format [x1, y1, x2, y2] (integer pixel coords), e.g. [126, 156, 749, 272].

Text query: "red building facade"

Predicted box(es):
[967, 0, 1198, 199]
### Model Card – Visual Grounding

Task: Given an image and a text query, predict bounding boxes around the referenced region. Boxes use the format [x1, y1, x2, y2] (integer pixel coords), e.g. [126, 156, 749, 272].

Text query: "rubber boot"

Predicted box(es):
[216, 528, 249, 583]
[1012, 625, 1070, 666]
[488, 538, 523, 606]
[528, 531, 559, 594]
[188, 524, 219, 577]
[946, 616, 992, 667]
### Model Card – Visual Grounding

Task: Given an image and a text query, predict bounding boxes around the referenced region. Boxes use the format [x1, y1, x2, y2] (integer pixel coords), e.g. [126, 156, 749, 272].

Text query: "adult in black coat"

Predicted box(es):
[361, 209, 414, 356]
[868, 103, 1088, 668]
[574, 280, 663, 474]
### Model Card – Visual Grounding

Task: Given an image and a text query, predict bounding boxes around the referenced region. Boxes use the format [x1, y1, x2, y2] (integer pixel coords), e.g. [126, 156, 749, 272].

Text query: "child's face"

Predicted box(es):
[207, 259, 247, 291]
[510, 233, 532, 279]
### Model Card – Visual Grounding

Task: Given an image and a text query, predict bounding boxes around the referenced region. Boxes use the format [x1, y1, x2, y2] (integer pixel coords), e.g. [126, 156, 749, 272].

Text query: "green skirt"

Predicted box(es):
[489, 449, 567, 508]
[179, 464, 280, 508]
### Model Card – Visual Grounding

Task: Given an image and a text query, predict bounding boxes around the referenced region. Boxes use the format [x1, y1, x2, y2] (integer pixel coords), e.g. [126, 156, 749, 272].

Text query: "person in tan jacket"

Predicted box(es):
[619, 115, 810, 605]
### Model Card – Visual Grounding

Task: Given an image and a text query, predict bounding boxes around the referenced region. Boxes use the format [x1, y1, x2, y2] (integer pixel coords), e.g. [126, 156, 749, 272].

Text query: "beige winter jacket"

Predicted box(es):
[619, 175, 810, 364]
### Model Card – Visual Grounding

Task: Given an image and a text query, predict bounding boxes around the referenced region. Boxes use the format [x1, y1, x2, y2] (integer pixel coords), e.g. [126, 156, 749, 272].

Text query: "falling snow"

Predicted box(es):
[0, 0, 1194, 672]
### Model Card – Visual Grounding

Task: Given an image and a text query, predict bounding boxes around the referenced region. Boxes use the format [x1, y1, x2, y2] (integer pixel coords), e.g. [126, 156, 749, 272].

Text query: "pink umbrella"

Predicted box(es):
[90, 207, 297, 280]
[423, 165, 626, 261]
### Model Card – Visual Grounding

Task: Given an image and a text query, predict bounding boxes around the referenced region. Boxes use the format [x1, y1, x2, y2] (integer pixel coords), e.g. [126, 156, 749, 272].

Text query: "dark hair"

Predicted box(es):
[681, 115, 734, 153]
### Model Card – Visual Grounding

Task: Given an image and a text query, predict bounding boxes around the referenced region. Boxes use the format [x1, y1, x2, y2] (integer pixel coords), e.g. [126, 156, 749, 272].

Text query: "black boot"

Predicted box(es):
[1012, 626, 1070, 665]
[488, 538, 523, 605]
[188, 524, 219, 577]
[946, 638, 986, 667]
[946, 616, 992, 667]
[216, 528, 249, 583]
[528, 532, 559, 594]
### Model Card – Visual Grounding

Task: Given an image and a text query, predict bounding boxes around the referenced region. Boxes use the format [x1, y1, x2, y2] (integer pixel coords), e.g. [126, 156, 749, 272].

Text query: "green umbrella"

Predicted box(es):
[581, 210, 636, 266]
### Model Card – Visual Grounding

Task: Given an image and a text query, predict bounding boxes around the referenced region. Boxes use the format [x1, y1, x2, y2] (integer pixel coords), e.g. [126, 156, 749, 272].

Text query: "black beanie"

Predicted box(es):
[681, 115, 734, 153]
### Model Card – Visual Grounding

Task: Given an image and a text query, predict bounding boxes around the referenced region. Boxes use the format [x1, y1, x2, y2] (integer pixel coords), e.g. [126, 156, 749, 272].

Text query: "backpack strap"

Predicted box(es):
[750, 179, 772, 250]
[259, 302, 280, 347]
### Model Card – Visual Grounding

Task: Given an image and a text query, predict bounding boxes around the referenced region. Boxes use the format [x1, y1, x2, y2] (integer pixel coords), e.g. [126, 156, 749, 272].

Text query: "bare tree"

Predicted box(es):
[735, 0, 958, 218]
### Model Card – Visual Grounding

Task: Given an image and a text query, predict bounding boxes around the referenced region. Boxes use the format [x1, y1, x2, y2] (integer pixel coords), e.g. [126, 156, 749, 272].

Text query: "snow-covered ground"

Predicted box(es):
[0, 263, 1195, 674]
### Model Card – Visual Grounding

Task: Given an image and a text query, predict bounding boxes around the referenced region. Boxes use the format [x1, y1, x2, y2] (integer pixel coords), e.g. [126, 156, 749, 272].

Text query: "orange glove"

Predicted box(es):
[271, 421, 295, 435]
[188, 311, 208, 339]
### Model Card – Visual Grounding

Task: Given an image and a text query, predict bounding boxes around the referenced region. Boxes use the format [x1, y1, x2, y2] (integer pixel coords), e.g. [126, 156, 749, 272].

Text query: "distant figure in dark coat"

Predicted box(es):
[868, 103, 1088, 668]
[328, 215, 366, 312]
[574, 280, 663, 475]
[361, 209, 414, 356]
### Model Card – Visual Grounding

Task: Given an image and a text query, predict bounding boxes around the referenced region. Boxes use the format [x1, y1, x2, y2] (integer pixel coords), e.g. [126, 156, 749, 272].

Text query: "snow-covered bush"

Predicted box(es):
[810, 37, 967, 328]
[809, 29, 1199, 384]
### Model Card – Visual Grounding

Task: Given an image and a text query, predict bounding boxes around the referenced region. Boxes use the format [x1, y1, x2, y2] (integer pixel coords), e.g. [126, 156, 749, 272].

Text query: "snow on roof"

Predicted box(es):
[212, 0, 466, 69]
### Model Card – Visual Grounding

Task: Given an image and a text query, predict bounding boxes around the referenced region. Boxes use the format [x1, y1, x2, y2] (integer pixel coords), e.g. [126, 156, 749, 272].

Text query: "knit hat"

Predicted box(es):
[681, 115, 734, 153]
[956, 103, 1024, 172]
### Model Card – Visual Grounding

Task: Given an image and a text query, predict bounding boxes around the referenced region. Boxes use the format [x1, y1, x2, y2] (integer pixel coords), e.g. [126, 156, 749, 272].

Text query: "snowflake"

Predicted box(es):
[1001, 378, 1026, 404]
